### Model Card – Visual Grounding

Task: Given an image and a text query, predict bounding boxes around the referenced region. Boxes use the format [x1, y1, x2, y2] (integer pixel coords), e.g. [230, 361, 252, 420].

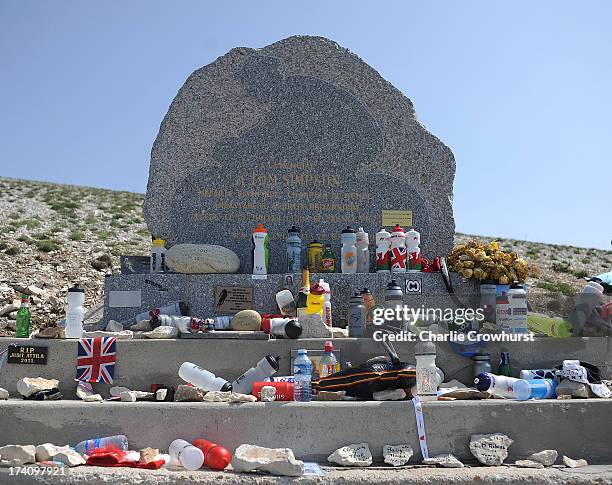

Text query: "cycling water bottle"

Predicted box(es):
[293, 349, 312, 402]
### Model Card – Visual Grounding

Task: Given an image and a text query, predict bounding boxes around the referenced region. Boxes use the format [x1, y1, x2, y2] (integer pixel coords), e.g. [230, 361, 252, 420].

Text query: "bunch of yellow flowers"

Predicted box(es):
[447, 240, 539, 284]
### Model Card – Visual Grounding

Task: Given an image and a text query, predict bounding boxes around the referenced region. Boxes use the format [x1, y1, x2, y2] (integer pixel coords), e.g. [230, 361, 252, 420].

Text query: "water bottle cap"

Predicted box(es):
[310, 283, 325, 295]
[220, 381, 233, 392]
[392, 224, 405, 233]
[474, 372, 492, 391]
[297, 349, 308, 355]
[68, 284, 85, 293]
[265, 355, 281, 371]
[361, 288, 372, 294]
[415, 340, 436, 356]
[288, 225, 300, 233]
[152, 238, 166, 246]
[252, 224, 267, 234]
[341, 226, 355, 234]
[284, 320, 302, 339]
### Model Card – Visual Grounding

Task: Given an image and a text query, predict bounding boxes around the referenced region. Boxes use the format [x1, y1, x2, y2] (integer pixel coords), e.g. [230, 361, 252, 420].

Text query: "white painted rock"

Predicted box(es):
[0, 388, 8, 400]
[174, 385, 207, 402]
[155, 389, 168, 401]
[231, 444, 304, 477]
[120, 390, 152, 402]
[470, 433, 513, 466]
[143, 326, 178, 339]
[514, 460, 544, 469]
[298, 313, 332, 338]
[383, 444, 413, 466]
[36, 443, 70, 462]
[423, 454, 464, 468]
[55, 449, 86, 467]
[563, 455, 588, 468]
[373, 389, 406, 401]
[203, 391, 257, 403]
[110, 386, 132, 397]
[16, 377, 59, 398]
[0, 445, 36, 466]
[327, 443, 372, 467]
[527, 449, 557, 467]
[83, 394, 103, 402]
[230, 310, 262, 331]
[166, 244, 240, 274]
[106, 320, 124, 332]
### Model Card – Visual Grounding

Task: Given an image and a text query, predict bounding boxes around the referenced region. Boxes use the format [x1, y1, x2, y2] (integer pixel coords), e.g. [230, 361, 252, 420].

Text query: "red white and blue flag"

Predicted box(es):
[76, 337, 117, 384]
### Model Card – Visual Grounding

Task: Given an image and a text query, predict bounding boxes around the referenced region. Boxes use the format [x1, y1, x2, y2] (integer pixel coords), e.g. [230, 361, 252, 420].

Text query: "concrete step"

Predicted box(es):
[0, 399, 610, 464]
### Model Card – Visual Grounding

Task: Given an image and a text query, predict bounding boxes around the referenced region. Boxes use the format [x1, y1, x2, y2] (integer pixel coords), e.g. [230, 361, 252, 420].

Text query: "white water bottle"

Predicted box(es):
[340, 226, 357, 274]
[150, 238, 167, 273]
[390, 224, 407, 273]
[355, 227, 370, 273]
[474, 372, 524, 399]
[507, 284, 528, 333]
[252, 224, 269, 276]
[178, 362, 232, 391]
[231, 356, 280, 394]
[65, 285, 86, 339]
[151, 314, 191, 333]
[319, 278, 333, 327]
[375, 228, 391, 272]
[169, 439, 204, 471]
[415, 339, 438, 401]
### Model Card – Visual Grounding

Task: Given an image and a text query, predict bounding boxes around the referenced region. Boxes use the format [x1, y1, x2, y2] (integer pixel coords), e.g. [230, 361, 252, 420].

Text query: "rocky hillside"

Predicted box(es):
[0, 176, 610, 335]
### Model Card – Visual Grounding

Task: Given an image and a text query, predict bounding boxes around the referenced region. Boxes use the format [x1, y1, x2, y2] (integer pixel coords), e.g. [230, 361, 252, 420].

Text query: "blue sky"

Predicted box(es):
[1, 1, 610, 249]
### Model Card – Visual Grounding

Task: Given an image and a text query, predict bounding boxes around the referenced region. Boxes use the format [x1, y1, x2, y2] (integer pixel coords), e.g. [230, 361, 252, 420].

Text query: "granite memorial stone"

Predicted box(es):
[144, 35, 456, 273]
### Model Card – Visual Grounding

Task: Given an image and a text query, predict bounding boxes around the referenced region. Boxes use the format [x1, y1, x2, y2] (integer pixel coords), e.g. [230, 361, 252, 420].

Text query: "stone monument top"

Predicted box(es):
[143, 35, 456, 273]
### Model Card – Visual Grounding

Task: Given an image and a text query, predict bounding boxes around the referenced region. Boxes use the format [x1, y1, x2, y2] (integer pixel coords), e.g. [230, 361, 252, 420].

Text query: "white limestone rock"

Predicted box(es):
[155, 389, 168, 401]
[143, 326, 178, 339]
[174, 385, 207, 402]
[373, 389, 406, 401]
[383, 444, 413, 466]
[16, 377, 59, 398]
[514, 460, 544, 469]
[527, 449, 558, 467]
[203, 391, 257, 403]
[82, 394, 103, 402]
[470, 433, 513, 466]
[231, 444, 304, 477]
[120, 390, 152, 402]
[0, 445, 36, 466]
[54, 449, 86, 467]
[110, 386, 132, 397]
[327, 443, 372, 467]
[35, 443, 70, 462]
[298, 313, 332, 338]
[105, 320, 124, 332]
[423, 454, 464, 468]
[0, 388, 8, 400]
[563, 455, 588, 468]
[165, 244, 240, 274]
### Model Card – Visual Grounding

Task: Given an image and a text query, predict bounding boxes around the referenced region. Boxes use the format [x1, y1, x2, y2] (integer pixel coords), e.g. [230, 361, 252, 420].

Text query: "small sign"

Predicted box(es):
[382, 210, 413, 227]
[108, 290, 142, 308]
[214, 286, 254, 313]
[7, 345, 48, 365]
[405, 278, 422, 294]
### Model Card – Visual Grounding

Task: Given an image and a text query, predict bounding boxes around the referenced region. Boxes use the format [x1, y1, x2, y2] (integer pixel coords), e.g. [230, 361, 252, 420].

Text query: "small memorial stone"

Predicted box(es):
[469, 433, 513, 466]
[327, 443, 372, 467]
[383, 444, 413, 466]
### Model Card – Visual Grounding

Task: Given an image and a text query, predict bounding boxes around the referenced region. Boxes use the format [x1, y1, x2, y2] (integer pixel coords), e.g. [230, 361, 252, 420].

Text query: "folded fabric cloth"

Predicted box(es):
[86, 449, 165, 469]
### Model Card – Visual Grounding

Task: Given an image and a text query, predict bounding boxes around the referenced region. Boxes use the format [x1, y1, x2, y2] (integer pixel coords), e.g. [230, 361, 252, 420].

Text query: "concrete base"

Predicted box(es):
[0, 337, 610, 398]
[0, 399, 610, 464]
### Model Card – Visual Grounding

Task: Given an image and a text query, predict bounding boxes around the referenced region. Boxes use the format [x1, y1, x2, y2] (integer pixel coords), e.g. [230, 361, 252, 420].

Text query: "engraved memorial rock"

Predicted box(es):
[144, 36, 456, 273]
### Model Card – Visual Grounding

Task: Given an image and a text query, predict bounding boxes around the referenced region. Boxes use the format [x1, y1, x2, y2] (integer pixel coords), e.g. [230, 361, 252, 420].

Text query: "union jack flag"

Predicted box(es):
[76, 337, 117, 384]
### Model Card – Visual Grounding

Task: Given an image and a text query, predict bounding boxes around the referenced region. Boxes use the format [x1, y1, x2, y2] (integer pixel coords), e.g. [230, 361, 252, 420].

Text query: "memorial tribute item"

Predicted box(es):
[390, 225, 407, 273]
[76, 337, 117, 384]
[375, 228, 392, 273]
[286, 226, 302, 273]
[252, 224, 269, 276]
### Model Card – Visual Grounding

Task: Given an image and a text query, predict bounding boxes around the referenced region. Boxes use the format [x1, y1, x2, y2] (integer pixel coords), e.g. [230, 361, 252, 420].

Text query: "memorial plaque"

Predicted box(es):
[7, 345, 48, 365]
[214, 286, 253, 313]
[144, 36, 455, 273]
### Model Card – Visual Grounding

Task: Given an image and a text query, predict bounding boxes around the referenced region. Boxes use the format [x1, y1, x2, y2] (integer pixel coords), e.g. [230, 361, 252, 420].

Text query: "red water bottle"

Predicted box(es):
[192, 439, 231, 471]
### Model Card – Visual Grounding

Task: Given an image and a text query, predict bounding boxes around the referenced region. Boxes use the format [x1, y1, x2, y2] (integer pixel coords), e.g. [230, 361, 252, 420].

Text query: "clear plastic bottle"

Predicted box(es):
[74, 435, 129, 454]
[178, 362, 232, 391]
[355, 227, 370, 273]
[319, 341, 340, 378]
[513, 378, 557, 400]
[169, 439, 204, 471]
[150, 238, 167, 273]
[64, 285, 85, 339]
[340, 227, 357, 274]
[293, 349, 312, 402]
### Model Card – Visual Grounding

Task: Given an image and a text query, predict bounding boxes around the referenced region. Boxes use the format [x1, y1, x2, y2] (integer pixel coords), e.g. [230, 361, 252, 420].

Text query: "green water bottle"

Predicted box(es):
[15, 295, 31, 338]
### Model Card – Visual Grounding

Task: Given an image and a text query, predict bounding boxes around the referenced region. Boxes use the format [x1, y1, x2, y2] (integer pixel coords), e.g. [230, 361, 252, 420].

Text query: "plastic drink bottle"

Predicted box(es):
[15, 295, 31, 338]
[150, 238, 167, 273]
[519, 369, 556, 380]
[514, 378, 557, 400]
[474, 372, 525, 399]
[306, 240, 323, 273]
[479, 281, 497, 323]
[321, 244, 335, 273]
[169, 439, 204, 471]
[286, 226, 302, 273]
[319, 341, 341, 377]
[360, 288, 375, 325]
[319, 279, 333, 327]
[405, 228, 422, 272]
[496, 286, 512, 332]
[178, 362, 232, 391]
[340, 227, 357, 274]
[296, 267, 310, 309]
[261, 315, 302, 339]
[192, 439, 232, 471]
[293, 349, 312, 402]
[507, 284, 528, 333]
[375, 228, 391, 272]
[390, 224, 407, 273]
[231, 355, 280, 394]
[252, 224, 269, 275]
[64, 285, 85, 339]
[355, 227, 370, 273]
[134, 301, 189, 324]
[415, 340, 438, 401]
[75, 435, 128, 454]
[384, 280, 404, 327]
[527, 314, 572, 338]
[276, 289, 296, 316]
[306, 283, 325, 316]
[348, 292, 366, 337]
[150, 314, 192, 333]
